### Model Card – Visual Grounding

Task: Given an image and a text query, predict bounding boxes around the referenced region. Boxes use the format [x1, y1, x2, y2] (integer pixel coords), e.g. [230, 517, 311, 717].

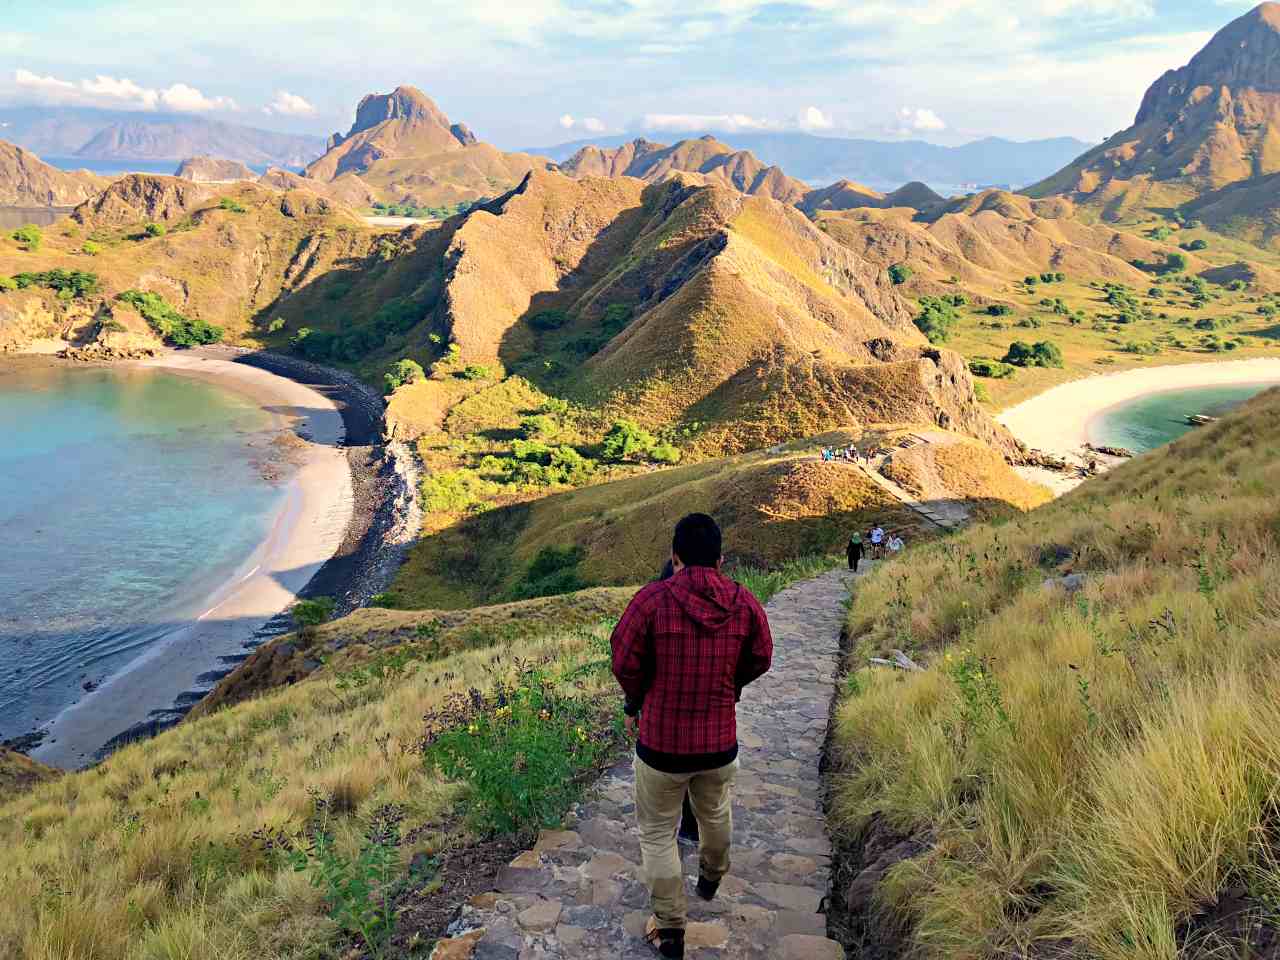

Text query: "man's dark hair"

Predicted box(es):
[673, 513, 721, 568]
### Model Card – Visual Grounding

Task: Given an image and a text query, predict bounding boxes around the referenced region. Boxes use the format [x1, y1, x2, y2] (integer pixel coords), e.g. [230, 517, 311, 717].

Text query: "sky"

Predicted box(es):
[0, 0, 1267, 149]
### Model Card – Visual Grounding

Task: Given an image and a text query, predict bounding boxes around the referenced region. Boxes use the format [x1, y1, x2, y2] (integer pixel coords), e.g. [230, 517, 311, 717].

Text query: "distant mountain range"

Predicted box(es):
[0, 107, 325, 167]
[528, 131, 1095, 191]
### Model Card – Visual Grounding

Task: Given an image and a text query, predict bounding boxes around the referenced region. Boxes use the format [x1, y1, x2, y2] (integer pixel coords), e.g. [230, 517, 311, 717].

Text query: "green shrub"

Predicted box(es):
[0, 275, 15, 292]
[11, 224, 41, 250]
[1180, 239, 1208, 252]
[13, 269, 100, 298]
[143, 222, 166, 238]
[914, 296, 961, 344]
[421, 469, 493, 513]
[986, 304, 1014, 317]
[529, 309, 571, 332]
[383, 358, 425, 394]
[1003, 339, 1063, 368]
[1120, 340, 1162, 356]
[117, 289, 223, 346]
[888, 263, 913, 285]
[422, 661, 617, 835]
[81, 240, 102, 256]
[219, 197, 247, 214]
[460, 364, 494, 381]
[519, 415, 558, 441]
[290, 596, 336, 640]
[650, 443, 681, 464]
[968, 358, 1017, 379]
[601, 419, 657, 461]
[505, 546, 591, 601]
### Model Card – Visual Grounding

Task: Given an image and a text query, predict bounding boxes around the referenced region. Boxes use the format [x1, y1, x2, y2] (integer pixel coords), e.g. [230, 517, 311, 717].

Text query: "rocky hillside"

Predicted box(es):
[817, 188, 1181, 290]
[560, 135, 811, 204]
[0, 140, 107, 206]
[1, 175, 389, 357]
[1028, 3, 1280, 217]
[174, 156, 256, 182]
[302, 86, 551, 207]
[378, 169, 1008, 457]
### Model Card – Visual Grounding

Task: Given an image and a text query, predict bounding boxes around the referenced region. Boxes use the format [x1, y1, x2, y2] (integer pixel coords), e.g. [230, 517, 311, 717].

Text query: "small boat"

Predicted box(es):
[1185, 414, 1218, 426]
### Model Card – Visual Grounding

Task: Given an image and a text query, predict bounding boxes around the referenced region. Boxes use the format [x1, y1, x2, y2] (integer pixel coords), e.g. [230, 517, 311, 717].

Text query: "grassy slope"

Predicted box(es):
[818, 200, 1280, 409]
[392, 435, 1020, 609]
[0, 618, 620, 960]
[831, 386, 1280, 959]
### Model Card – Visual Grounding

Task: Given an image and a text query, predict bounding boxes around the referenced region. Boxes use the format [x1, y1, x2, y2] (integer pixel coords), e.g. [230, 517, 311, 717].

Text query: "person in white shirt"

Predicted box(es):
[870, 525, 885, 559]
[888, 534, 905, 554]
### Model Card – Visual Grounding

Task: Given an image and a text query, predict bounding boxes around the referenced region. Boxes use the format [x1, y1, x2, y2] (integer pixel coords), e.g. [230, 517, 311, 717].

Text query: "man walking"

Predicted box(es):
[612, 514, 774, 958]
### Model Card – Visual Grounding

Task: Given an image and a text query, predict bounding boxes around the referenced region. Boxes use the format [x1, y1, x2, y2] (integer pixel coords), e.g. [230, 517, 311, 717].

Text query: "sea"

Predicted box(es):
[1090, 382, 1278, 453]
[0, 362, 283, 743]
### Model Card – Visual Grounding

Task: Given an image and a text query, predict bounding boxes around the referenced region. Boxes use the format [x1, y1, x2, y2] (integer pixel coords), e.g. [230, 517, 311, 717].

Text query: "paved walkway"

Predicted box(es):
[430, 567, 863, 959]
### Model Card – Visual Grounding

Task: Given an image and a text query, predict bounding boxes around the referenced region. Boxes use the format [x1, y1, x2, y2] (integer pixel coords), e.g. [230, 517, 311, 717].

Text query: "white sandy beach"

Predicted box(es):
[998, 359, 1280, 495]
[31, 353, 355, 768]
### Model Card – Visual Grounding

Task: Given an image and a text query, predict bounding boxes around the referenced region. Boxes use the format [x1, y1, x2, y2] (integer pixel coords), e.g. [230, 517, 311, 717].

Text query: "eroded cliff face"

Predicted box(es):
[0, 141, 106, 207]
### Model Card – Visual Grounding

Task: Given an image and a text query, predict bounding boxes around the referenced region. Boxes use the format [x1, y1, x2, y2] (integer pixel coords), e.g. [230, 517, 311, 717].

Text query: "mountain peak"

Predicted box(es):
[349, 85, 450, 137]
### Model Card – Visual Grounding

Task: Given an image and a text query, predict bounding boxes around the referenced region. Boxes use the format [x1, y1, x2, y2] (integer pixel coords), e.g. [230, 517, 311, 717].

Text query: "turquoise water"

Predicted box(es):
[0, 363, 283, 741]
[1090, 382, 1278, 453]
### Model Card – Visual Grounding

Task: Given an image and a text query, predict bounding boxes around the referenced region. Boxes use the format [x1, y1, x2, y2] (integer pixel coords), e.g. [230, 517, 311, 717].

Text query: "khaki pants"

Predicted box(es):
[634, 754, 738, 930]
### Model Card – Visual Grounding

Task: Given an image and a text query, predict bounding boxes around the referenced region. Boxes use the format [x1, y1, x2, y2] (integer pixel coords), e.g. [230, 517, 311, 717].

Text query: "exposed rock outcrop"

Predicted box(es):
[174, 156, 256, 182]
[0, 140, 106, 207]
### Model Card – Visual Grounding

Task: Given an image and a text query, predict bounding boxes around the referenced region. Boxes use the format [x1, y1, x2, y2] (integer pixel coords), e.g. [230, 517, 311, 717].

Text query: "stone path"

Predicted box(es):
[430, 567, 864, 960]
[845, 434, 969, 531]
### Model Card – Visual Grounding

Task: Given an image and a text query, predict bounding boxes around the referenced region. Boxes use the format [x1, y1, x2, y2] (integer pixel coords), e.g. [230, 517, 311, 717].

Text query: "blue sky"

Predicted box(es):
[0, 1, 1265, 147]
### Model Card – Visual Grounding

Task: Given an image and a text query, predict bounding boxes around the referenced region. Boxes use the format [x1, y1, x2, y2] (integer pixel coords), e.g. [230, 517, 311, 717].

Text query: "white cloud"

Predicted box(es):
[11, 68, 237, 113]
[14, 69, 75, 94]
[899, 107, 946, 132]
[642, 112, 773, 133]
[265, 90, 316, 116]
[798, 106, 833, 131]
[159, 83, 237, 112]
[82, 75, 159, 109]
[559, 114, 608, 133]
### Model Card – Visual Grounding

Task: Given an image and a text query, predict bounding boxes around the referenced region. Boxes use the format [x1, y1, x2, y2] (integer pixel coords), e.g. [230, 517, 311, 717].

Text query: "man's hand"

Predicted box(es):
[624, 714, 639, 738]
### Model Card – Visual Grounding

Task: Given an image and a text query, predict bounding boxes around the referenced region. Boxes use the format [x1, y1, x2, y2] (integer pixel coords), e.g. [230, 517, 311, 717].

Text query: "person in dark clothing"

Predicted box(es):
[615, 514, 774, 959]
[847, 532, 864, 571]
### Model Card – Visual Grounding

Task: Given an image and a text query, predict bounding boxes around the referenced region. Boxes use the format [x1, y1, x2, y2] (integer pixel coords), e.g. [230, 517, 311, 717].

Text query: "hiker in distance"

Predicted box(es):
[847, 531, 863, 571]
[870, 522, 886, 560]
[612, 513, 774, 959]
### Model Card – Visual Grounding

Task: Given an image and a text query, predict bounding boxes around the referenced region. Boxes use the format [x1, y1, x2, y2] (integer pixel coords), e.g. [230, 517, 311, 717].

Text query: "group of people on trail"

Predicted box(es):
[846, 522, 905, 571]
[821, 443, 875, 465]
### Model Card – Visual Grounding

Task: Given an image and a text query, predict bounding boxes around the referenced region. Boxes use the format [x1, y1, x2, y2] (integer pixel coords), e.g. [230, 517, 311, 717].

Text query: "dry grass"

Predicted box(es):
[0, 749, 60, 805]
[393, 443, 924, 608]
[881, 436, 1054, 513]
[191, 586, 638, 717]
[0, 620, 619, 960]
[831, 386, 1280, 959]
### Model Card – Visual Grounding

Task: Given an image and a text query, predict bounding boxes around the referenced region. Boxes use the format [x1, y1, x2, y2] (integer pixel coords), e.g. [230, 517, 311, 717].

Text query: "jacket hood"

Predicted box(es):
[666, 566, 747, 630]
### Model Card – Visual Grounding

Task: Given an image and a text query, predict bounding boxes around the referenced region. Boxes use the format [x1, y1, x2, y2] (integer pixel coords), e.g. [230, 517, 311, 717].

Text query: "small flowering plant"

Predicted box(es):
[420, 659, 622, 836]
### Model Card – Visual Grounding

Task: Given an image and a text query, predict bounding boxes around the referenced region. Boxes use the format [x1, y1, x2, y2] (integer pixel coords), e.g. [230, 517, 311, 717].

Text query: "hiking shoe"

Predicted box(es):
[644, 916, 685, 958]
[695, 874, 720, 902]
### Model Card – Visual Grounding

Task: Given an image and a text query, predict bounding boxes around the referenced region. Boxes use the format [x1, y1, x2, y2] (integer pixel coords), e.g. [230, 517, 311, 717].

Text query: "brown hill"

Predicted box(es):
[302, 85, 552, 207]
[1181, 169, 1280, 247]
[1028, 3, 1280, 213]
[3, 178, 396, 359]
[173, 156, 256, 182]
[258, 165, 376, 208]
[561, 135, 810, 204]
[0, 141, 106, 207]
[797, 179, 885, 215]
[817, 189, 1179, 288]
[385, 169, 1010, 458]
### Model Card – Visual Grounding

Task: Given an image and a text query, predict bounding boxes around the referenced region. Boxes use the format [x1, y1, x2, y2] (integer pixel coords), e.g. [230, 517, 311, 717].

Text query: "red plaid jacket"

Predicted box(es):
[611, 566, 773, 763]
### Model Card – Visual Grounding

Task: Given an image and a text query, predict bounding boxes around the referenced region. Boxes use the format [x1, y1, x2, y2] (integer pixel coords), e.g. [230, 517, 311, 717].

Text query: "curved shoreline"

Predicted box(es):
[997, 359, 1280, 495]
[23, 349, 420, 769]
